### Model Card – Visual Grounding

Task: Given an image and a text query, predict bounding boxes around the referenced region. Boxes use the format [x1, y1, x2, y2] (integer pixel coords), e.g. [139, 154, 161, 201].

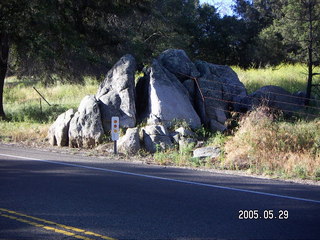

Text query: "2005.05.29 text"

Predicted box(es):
[238, 210, 289, 220]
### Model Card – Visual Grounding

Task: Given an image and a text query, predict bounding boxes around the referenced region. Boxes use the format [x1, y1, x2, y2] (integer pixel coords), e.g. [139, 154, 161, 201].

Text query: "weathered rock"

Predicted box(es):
[69, 95, 104, 148]
[142, 124, 173, 153]
[170, 127, 197, 149]
[118, 127, 140, 154]
[170, 132, 180, 144]
[194, 61, 247, 130]
[48, 109, 74, 146]
[248, 85, 305, 115]
[146, 59, 201, 129]
[193, 146, 221, 159]
[158, 49, 200, 81]
[96, 54, 136, 131]
[174, 127, 196, 138]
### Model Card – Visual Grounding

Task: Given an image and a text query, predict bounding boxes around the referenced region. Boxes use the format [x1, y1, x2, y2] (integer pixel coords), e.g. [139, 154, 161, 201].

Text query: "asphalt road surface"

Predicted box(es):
[0, 143, 320, 240]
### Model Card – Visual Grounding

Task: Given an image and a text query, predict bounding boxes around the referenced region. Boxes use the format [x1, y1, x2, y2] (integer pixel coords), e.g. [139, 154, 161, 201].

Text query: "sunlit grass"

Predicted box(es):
[3, 76, 98, 123]
[224, 106, 320, 180]
[232, 64, 314, 94]
[0, 120, 49, 143]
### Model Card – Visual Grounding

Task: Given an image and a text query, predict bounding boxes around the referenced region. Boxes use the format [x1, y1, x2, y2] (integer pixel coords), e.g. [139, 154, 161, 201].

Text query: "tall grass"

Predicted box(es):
[0, 121, 49, 143]
[3, 76, 98, 123]
[232, 64, 315, 94]
[1, 76, 98, 143]
[224, 106, 320, 180]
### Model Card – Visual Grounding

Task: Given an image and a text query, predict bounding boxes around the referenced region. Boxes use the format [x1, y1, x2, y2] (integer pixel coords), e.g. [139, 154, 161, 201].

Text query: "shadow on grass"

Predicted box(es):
[6, 104, 71, 124]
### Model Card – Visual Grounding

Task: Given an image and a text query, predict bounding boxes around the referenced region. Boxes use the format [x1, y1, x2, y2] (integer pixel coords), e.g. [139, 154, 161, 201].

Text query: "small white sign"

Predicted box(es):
[111, 116, 120, 141]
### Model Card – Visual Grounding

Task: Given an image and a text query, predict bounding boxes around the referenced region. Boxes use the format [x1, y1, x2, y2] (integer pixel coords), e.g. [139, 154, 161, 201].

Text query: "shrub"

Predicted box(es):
[224, 106, 320, 179]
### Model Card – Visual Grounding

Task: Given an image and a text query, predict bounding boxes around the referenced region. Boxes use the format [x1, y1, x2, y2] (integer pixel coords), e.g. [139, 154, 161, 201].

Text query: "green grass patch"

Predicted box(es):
[4, 76, 98, 123]
[232, 64, 316, 94]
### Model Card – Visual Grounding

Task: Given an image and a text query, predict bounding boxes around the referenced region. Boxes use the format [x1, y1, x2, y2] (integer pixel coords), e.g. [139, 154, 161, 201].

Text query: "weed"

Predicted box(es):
[294, 165, 308, 179]
[195, 125, 213, 140]
[154, 148, 171, 165]
[314, 168, 320, 181]
[169, 119, 192, 131]
[206, 132, 227, 147]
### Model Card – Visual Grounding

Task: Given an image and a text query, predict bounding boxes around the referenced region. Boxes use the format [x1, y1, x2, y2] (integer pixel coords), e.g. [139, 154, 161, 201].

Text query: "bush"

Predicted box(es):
[224, 106, 320, 179]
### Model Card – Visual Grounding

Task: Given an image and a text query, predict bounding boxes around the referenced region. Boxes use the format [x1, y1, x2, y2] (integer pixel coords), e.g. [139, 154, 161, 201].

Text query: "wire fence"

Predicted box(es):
[177, 71, 320, 119]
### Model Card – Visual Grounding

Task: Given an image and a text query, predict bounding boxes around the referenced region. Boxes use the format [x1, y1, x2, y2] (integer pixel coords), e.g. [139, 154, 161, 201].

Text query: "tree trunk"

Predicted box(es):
[305, 0, 314, 106]
[0, 33, 9, 119]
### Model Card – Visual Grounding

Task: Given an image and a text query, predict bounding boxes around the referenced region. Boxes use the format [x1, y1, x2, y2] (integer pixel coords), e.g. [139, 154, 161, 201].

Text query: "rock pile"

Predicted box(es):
[48, 49, 306, 153]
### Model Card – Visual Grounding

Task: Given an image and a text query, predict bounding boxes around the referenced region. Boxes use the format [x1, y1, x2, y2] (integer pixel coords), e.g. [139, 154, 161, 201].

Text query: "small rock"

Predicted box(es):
[193, 146, 221, 159]
[142, 124, 173, 153]
[174, 127, 196, 138]
[48, 109, 74, 147]
[118, 128, 140, 154]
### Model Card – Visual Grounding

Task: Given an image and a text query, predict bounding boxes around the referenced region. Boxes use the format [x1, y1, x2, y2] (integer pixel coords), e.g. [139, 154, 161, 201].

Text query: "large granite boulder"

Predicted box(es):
[142, 124, 173, 153]
[158, 49, 200, 81]
[48, 109, 74, 147]
[96, 54, 137, 132]
[146, 59, 201, 129]
[69, 95, 104, 148]
[194, 61, 247, 131]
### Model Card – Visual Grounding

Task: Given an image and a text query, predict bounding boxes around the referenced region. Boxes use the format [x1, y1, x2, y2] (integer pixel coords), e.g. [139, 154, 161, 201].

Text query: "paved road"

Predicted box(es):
[0, 143, 320, 240]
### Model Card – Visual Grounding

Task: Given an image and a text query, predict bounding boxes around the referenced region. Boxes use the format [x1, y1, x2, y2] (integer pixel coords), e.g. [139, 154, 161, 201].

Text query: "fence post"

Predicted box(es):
[33, 87, 51, 106]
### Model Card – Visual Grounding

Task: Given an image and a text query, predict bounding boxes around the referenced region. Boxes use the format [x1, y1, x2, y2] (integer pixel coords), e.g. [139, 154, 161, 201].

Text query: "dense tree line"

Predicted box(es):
[1, 0, 320, 118]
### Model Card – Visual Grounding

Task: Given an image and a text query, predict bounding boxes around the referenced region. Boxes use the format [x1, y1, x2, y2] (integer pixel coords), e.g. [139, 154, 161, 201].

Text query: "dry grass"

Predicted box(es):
[0, 121, 49, 143]
[224, 106, 320, 180]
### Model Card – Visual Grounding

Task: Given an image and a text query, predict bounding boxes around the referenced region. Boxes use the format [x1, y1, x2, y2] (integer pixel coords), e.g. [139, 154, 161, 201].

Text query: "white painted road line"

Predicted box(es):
[1, 153, 320, 204]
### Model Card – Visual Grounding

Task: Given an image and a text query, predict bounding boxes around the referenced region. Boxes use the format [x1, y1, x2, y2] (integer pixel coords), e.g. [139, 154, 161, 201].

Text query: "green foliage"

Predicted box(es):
[169, 119, 192, 131]
[154, 142, 206, 168]
[268, 0, 320, 64]
[195, 125, 213, 140]
[314, 168, 320, 181]
[294, 165, 308, 180]
[206, 132, 227, 147]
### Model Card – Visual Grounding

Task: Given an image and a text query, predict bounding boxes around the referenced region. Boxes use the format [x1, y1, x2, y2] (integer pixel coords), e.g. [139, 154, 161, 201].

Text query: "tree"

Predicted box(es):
[0, 0, 151, 119]
[232, 0, 281, 67]
[267, 0, 320, 102]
